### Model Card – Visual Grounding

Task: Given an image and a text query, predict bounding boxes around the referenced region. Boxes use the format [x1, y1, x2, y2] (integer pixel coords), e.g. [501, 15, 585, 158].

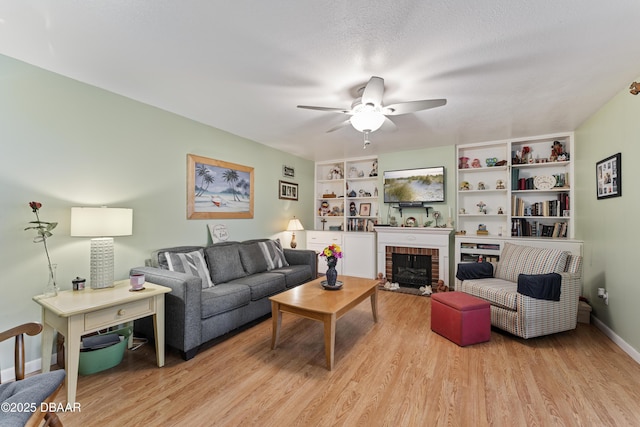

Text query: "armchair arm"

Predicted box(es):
[130, 267, 202, 354]
[518, 272, 581, 338]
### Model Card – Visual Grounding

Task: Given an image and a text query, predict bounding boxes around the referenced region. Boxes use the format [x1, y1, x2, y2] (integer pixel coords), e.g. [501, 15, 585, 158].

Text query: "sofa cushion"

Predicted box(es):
[228, 272, 286, 301]
[495, 243, 568, 283]
[258, 239, 289, 270]
[201, 284, 251, 319]
[164, 249, 214, 289]
[459, 277, 518, 311]
[238, 242, 269, 275]
[205, 244, 247, 283]
[271, 264, 313, 288]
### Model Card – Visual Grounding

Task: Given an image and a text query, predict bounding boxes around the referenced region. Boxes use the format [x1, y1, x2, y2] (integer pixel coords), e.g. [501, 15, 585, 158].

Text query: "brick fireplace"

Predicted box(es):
[375, 226, 453, 287]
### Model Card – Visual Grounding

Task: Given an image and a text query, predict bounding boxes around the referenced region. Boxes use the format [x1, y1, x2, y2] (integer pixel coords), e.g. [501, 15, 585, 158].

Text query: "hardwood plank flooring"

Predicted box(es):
[51, 291, 640, 426]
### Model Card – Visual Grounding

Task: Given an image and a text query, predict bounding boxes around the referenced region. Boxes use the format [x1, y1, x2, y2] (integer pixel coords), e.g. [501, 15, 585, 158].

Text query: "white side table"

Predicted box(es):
[33, 280, 171, 403]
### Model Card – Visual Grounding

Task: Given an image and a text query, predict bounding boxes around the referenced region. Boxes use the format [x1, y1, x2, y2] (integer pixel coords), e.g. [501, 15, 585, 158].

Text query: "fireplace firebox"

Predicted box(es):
[392, 253, 432, 288]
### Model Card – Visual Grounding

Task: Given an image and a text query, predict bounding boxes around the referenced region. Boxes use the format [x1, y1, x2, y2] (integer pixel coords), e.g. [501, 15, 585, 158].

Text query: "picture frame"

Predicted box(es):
[596, 152, 622, 200]
[283, 165, 295, 178]
[279, 180, 298, 201]
[187, 154, 254, 219]
[359, 202, 371, 216]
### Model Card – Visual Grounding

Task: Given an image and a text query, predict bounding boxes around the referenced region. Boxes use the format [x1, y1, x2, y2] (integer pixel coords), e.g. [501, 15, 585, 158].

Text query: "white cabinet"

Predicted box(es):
[342, 233, 376, 278]
[306, 231, 376, 278]
[315, 156, 379, 232]
[456, 132, 574, 240]
[306, 231, 344, 275]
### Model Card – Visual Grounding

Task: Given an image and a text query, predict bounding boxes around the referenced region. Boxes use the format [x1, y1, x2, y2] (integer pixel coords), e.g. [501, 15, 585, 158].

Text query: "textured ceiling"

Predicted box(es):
[1, 1, 640, 161]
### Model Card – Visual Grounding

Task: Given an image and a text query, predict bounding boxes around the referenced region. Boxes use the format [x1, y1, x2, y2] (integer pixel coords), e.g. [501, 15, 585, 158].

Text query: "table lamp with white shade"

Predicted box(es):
[70, 206, 133, 289]
[287, 217, 304, 248]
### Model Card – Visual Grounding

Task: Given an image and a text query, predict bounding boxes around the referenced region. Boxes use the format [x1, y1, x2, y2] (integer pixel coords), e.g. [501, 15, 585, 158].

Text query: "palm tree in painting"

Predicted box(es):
[223, 169, 240, 201]
[195, 164, 215, 197]
[236, 178, 249, 199]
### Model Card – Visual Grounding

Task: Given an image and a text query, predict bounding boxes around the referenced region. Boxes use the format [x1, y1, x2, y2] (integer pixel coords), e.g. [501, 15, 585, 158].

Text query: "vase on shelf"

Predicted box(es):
[43, 263, 58, 298]
[326, 257, 338, 286]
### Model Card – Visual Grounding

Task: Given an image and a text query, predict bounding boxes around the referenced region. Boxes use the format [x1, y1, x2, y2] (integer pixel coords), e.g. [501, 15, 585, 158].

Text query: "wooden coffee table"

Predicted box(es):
[269, 275, 378, 370]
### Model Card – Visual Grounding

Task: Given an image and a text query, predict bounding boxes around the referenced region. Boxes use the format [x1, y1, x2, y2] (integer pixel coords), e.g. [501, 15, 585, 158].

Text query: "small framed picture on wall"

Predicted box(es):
[279, 180, 298, 201]
[596, 152, 622, 200]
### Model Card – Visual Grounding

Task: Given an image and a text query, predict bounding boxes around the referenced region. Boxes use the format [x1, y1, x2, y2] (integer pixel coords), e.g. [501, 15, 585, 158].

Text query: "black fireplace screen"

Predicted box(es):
[392, 253, 432, 288]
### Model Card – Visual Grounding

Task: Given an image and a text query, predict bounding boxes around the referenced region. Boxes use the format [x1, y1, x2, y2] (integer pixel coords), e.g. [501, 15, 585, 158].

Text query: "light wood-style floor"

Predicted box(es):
[52, 290, 640, 426]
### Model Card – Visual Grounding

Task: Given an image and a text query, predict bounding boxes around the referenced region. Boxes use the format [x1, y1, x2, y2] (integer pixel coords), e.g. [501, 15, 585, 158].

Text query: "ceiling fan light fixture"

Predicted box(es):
[350, 110, 385, 133]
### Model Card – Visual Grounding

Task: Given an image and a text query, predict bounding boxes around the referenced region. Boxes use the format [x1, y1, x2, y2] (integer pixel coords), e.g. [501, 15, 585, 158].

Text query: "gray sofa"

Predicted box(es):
[131, 239, 317, 360]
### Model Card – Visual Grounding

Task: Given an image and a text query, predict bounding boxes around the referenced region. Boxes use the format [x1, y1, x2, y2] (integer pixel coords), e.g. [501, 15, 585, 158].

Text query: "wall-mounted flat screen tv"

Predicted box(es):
[383, 166, 445, 204]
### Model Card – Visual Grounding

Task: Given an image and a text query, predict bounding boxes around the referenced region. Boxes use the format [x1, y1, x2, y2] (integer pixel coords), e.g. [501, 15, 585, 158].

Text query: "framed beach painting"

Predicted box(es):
[187, 154, 254, 219]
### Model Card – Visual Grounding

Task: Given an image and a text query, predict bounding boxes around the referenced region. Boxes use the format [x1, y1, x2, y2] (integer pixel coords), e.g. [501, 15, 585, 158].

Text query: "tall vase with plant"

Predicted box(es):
[25, 201, 58, 297]
[320, 243, 343, 287]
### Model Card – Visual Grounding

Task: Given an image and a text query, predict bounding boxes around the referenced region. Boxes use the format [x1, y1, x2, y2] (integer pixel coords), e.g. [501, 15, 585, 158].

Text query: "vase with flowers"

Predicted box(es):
[25, 201, 58, 297]
[320, 243, 343, 287]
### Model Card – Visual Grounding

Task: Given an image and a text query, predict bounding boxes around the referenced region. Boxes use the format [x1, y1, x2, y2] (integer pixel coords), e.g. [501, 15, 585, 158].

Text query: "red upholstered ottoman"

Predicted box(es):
[431, 292, 490, 346]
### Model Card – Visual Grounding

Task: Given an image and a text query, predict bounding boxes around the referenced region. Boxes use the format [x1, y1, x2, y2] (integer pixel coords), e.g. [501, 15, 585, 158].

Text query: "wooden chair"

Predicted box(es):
[0, 322, 65, 427]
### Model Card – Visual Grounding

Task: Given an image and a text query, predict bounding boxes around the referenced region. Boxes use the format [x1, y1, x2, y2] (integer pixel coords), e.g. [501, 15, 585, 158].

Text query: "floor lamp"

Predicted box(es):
[70, 207, 133, 289]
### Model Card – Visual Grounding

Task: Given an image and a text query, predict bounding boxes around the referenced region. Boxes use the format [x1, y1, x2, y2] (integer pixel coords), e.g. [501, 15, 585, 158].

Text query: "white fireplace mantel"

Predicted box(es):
[374, 227, 454, 285]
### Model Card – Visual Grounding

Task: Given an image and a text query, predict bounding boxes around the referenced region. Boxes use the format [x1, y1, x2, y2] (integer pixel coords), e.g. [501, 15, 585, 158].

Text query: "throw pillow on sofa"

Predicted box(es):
[258, 239, 289, 271]
[164, 249, 215, 288]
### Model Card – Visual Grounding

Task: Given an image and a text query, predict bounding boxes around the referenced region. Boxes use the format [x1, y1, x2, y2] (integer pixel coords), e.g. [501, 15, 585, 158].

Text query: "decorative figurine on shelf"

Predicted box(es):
[459, 181, 471, 191]
[374, 187, 378, 197]
[435, 280, 449, 293]
[320, 200, 330, 216]
[349, 202, 357, 217]
[497, 207, 504, 215]
[349, 167, 359, 178]
[551, 140, 568, 161]
[433, 211, 441, 227]
[477, 181, 486, 190]
[477, 201, 486, 213]
[459, 156, 470, 169]
[471, 158, 482, 168]
[486, 157, 498, 167]
[370, 159, 378, 177]
[390, 216, 398, 227]
[496, 179, 506, 189]
[459, 208, 466, 214]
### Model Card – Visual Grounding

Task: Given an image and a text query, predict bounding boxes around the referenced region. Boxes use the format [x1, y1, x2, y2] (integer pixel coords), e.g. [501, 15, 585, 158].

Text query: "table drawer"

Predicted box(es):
[85, 298, 154, 330]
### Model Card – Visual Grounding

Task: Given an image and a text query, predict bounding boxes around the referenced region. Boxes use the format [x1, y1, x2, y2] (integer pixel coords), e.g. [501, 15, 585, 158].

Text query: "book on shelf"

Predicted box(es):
[511, 218, 567, 238]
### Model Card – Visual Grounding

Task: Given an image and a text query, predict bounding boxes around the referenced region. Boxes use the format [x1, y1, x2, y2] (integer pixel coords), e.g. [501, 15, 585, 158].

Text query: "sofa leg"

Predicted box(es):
[181, 348, 198, 361]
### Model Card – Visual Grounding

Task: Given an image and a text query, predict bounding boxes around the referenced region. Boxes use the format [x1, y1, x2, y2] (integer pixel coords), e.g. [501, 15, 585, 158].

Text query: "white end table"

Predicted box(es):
[33, 280, 171, 403]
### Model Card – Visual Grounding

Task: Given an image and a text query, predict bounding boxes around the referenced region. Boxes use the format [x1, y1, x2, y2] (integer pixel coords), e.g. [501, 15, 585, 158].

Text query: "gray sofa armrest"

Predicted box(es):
[283, 249, 318, 280]
[130, 266, 202, 355]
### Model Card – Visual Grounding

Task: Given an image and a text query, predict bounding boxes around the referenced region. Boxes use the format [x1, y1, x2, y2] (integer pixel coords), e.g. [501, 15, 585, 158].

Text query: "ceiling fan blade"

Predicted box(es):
[381, 116, 397, 131]
[383, 99, 447, 115]
[361, 76, 385, 107]
[326, 120, 350, 133]
[297, 105, 350, 113]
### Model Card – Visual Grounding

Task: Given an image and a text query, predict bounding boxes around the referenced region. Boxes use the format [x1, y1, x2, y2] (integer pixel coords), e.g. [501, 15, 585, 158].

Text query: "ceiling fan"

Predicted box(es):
[297, 76, 446, 148]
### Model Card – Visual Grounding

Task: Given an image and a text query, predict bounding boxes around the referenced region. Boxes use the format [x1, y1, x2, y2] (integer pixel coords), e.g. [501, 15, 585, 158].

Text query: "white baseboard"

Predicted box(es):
[0, 355, 48, 382]
[592, 316, 640, 365]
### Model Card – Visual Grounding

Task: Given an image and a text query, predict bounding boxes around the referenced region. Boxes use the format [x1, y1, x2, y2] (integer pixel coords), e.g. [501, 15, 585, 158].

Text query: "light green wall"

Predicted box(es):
[0, 54, 313, 367]
[575, 76, 640, 353]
